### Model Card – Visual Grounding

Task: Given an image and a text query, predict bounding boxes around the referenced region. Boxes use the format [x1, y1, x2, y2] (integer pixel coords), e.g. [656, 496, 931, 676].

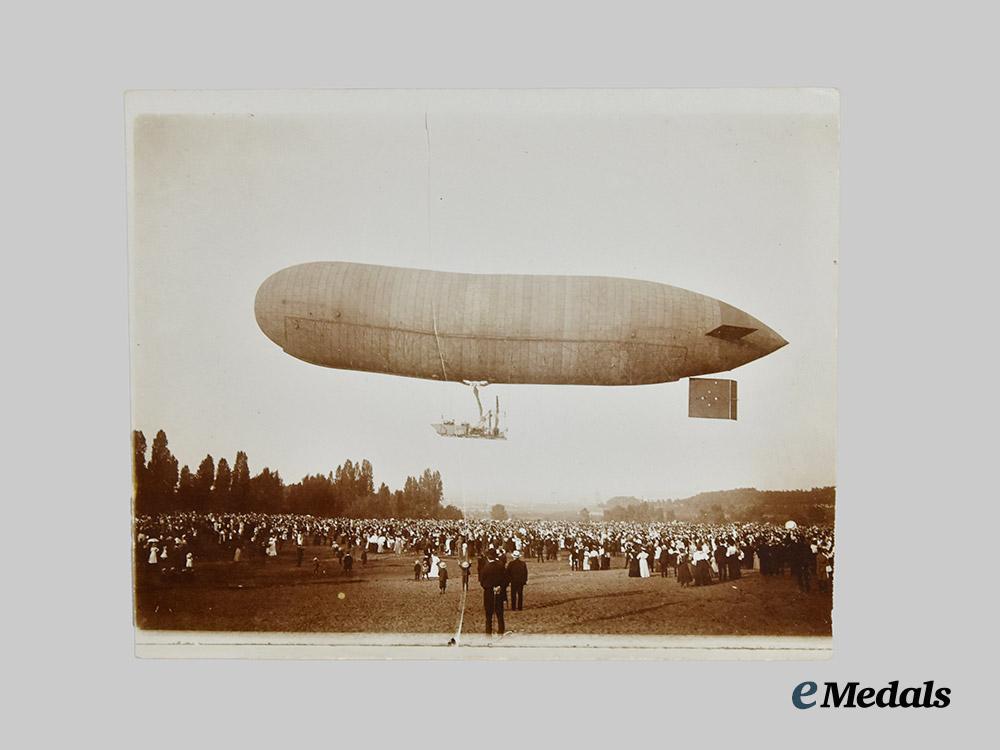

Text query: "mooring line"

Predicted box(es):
[431, 301, 449, 382]
[453, 582, 467, 645]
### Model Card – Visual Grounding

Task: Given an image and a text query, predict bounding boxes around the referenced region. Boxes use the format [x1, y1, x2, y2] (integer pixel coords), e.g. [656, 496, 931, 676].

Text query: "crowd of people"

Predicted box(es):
[136, 512, 834, 636]
[135, 512, 833, 595]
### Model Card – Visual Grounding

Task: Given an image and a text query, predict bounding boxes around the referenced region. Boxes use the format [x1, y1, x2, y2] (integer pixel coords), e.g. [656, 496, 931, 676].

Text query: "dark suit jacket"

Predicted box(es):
[480, 560, 509, 594]
[507, 559, 528, 586]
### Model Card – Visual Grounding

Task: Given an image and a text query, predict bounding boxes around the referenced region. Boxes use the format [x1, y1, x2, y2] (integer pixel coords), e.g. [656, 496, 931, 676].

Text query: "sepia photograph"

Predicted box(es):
[127, 89, 838, 658]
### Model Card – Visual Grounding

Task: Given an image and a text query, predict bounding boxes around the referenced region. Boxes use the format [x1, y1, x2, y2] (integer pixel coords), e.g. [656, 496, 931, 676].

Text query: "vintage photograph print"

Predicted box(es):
[128, 89, 838, 658]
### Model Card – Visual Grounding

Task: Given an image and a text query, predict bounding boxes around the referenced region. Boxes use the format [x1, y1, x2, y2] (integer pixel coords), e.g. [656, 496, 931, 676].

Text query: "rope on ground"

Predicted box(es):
[453, 583, 467, 645]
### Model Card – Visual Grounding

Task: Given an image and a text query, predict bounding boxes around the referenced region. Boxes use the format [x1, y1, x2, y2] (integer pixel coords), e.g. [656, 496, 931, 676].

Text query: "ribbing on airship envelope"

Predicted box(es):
[255, 261, 787, 422]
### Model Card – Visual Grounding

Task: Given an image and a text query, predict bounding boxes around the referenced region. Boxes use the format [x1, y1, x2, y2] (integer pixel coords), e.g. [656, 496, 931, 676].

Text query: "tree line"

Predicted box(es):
[133, 429, 463, 520]
[601, 487, 836, 525]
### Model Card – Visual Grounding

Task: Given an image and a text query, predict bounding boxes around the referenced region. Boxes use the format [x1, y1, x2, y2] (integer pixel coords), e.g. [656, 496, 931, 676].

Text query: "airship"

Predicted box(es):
[254, 261, 787, 428]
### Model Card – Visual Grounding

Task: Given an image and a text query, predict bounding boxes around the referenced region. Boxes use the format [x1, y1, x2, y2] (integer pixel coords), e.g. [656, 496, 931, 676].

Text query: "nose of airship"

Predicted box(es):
[711, 300, 788, 368]
[749, 324, 788, 356]
[254, 270, 287, 349]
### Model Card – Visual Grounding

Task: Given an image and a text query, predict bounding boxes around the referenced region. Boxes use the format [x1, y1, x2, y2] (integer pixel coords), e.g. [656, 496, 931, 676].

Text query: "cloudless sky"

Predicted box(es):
[129, 90, 838, 510]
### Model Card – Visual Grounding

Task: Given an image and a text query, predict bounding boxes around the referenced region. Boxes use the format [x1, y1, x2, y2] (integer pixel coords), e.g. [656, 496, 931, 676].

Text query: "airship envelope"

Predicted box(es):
[255, 261, 786, 391]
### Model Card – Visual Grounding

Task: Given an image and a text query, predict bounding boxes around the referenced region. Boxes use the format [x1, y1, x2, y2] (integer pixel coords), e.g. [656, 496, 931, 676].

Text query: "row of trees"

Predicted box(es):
[601, 487, 836, 525]
[133, 429, 463, 520]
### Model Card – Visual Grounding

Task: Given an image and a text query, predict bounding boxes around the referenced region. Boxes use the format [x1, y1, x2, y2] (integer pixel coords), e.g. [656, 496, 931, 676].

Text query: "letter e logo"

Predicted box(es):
[793, 681, 818, 709]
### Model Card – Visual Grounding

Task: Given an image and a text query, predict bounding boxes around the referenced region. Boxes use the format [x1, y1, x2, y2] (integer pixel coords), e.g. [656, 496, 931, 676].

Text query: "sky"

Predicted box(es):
[128, 90, 838, 509]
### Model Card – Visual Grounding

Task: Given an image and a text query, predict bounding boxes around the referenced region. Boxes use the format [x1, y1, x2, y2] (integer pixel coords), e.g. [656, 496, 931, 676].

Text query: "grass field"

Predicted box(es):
[135, 546, 833, 641]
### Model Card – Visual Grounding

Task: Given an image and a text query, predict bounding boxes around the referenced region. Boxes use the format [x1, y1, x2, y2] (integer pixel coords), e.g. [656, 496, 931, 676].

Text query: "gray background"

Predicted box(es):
[5, 0, 996, 745]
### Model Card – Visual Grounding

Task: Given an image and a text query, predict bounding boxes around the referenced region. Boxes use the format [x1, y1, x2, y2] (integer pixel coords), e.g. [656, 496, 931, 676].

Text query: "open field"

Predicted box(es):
[135, 546, 833, 640]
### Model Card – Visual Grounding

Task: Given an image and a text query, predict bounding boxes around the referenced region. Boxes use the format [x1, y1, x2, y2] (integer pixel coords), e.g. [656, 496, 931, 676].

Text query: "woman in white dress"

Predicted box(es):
[637, 549, 651, 578]
[267, 536, 278, 557]
[428, 553, 440, 578]
[147, 544, 159, 565]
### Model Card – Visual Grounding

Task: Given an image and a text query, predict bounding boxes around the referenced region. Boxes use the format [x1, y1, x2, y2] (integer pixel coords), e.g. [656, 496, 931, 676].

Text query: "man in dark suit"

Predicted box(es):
[507, 550, 528, 611]
[480, 549, 509, 637]
[476, 549, 488, 585]
[792, 536, 813, 592]
[714, 543, 728, 582]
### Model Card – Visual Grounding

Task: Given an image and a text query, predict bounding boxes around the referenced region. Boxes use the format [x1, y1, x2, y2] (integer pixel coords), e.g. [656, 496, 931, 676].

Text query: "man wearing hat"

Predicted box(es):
[480, 549, 509, 637]
[507, 550, 529, 611]
[437, 560, 449, 593]
[459, 559, 472, 591]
